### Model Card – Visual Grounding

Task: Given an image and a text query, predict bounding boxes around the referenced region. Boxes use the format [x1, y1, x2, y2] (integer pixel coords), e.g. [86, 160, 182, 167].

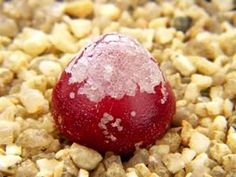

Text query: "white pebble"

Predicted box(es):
[171, 54, 196, 76]
[189, 131, 210, 154]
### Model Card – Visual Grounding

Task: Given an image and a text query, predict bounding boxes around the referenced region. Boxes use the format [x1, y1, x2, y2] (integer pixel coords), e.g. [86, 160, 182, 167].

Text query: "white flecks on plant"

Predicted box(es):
[130, 111, 136, 117]
[69, 92, 75, 99]
[111, 118, 123, 131]
[66, 33, 165, 102]
[161, 84, 168, 104]
[98, 113, 118, 143]
[134, 141, 143, 149]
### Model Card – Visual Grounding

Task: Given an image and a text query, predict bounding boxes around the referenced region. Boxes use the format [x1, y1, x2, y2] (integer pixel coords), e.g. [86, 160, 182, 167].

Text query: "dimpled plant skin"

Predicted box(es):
[51, 33, 176, 155]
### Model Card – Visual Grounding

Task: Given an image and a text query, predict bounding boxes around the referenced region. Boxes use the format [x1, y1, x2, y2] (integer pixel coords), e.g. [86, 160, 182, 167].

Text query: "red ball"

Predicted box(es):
[52, 33, 176, 155]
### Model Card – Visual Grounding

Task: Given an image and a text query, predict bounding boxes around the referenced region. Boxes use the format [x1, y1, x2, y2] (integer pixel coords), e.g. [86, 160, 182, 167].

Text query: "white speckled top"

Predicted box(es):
[66, 33, 165, 102]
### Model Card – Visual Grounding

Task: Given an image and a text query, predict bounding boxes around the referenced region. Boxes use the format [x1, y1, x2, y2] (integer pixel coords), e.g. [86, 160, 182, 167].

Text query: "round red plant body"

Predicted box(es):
[52, 33, 176, 155]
